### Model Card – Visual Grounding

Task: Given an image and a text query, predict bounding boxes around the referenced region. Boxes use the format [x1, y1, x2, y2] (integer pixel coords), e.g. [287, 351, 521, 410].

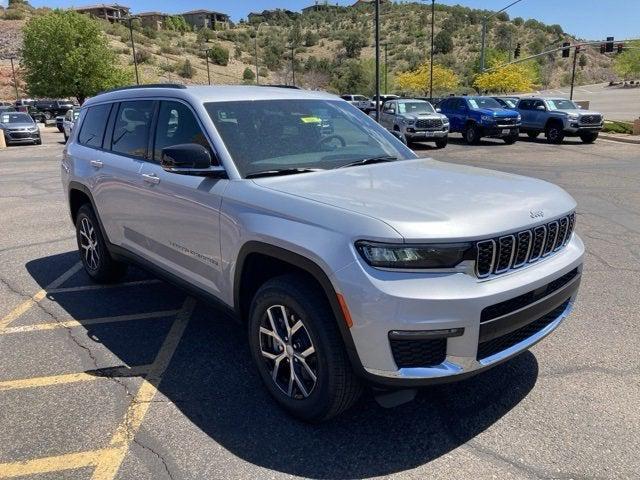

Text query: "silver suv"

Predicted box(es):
[62, 85, 584, 421]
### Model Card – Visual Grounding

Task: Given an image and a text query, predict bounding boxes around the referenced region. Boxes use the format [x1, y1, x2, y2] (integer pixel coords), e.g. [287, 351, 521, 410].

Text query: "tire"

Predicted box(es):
[503, 134, 518, 145]
[545, 123, 565, 144]
[435, 137, 448, 149]
[35, 138, 42, 145]
[63, 132, 68, 143]
[464, 123, 480, 145]
[526, 131, 539, 139]
[580, 132, 598, 144]
[248, 274, 362, 422]
[75, 204, 127, 283]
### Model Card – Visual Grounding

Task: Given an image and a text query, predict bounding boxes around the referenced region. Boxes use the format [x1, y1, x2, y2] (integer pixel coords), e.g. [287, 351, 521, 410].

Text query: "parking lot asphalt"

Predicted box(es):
[0, 127, 639, 479]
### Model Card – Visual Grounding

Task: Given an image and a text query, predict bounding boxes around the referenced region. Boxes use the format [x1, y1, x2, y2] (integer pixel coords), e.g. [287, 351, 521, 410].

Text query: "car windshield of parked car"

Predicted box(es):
[398, 101, 435, 114]
[467, 97, 502, 109]
[546, 99, 577, 111]
[501, 98, 518, 108]
[206, 99, 415, 177]
[0, 113, 33, 124]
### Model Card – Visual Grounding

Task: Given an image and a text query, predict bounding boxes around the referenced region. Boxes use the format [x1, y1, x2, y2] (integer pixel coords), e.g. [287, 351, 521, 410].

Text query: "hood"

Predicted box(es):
[475, 107, 519, 117]
[554, 109, 602, 117]
[1, 122, 36, 130]
[253, 158, 576, 242]
[402, 112, 443, 121]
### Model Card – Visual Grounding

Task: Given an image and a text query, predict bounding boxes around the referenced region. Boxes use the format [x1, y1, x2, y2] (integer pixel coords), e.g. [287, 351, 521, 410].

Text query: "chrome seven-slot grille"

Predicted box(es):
[579, 114, 602, 125]
[416, 118, 443, 129]
[475, 213, 575, 278]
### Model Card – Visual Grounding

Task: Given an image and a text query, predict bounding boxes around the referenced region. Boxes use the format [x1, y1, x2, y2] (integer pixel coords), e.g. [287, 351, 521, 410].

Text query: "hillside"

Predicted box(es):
[0, 1, 616, 101]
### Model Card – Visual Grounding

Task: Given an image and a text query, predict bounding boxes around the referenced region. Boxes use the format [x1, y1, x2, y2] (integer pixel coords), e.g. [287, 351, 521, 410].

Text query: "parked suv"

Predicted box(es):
[516, 97, 603, 144]
[379, 98, 449, 148]
[62, 85, 584, 421]
[439, 96, 521, 145]
[34, 99, 75, 120]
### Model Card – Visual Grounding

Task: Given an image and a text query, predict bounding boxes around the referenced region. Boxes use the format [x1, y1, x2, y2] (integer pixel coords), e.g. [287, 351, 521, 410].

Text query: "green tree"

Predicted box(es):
[178, 59, 194, 78]
[342, 31, 367, 59]
[21, 10, 130, 104]
[434, 30, 453, 55]
[578, 54, 588, 69]
[614, 41, 640, 80]
[331, 59, 367, 94]
[288, 21, 303, 48]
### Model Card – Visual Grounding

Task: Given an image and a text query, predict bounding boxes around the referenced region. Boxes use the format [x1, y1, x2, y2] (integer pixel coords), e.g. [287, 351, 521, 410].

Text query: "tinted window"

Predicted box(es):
[111, 101, 154, 158]
[78, 104, 111, 147]
[154, 101, 213, 162]
[518, 100, 531, 110]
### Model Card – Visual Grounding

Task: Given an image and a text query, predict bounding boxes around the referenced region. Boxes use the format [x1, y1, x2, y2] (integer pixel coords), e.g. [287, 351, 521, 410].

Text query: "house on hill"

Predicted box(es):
[73, 3, 130, 23]
[137, 11, 167, 31]
[302, 2, 341, 14]
[351, 0, 390, 6]
[181, 9, 229, 30]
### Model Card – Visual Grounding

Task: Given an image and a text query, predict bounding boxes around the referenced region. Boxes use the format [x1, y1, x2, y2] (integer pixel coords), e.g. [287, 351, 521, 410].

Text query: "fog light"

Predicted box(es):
[388, 328, 464, 340]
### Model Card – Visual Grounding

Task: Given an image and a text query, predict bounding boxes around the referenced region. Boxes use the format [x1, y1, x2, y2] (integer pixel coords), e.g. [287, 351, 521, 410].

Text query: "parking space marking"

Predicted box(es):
[92, 297, 196, 480]
[0, 448, 118, 478]
[0, 262, 82, 332]
[0, 365, 150, 392]
[0, 309, 181, 335]
[47, 279, 162, 294]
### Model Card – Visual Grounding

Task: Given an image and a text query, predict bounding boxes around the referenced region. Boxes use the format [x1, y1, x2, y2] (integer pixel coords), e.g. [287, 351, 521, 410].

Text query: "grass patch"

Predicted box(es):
[603, 120, 633, 134]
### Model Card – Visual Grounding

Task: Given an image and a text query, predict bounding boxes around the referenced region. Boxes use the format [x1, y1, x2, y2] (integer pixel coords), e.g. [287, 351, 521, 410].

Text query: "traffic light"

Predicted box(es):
[617, 43, 624, 54]
[600, 43, 606, 54]
[562, 42, 571, 58]
[514, 43, 521, 59]
[606, 36, 614, 53]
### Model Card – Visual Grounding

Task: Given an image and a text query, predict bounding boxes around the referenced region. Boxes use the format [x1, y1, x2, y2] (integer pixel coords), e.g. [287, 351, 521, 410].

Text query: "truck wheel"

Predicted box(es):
[545, 124, 564, 144]
[464, 123, 480, 145]
[435, 137, 448, 149]
[527, 132, 539, 139]
[580, 132, 598, 144]
[503, 133, 518, 145]
[75, 204, 127, 283]
[248, 274, 362, 422]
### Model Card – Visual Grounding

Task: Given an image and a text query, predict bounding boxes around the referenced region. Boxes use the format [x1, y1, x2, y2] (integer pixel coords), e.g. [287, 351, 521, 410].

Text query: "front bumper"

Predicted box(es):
[482, 123, 520, 137]
[333, 234, 584, 387]
[4, 131, 41, 145]
[403, 124, 449, 141]
[564, 123, 603, 134]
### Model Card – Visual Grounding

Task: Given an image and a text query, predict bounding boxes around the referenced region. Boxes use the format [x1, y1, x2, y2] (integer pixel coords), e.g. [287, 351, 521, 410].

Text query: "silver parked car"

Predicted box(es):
[340, 94, 371, 112]
[1, 111, 42, 145]
[379, 99, 449, 148]
[63, 107, 81, 142]
[62, 85, 584, 421]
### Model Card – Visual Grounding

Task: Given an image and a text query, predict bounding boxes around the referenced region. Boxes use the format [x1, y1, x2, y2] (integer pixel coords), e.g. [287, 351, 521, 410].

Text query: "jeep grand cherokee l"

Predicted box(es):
[62, 85, 584, 421]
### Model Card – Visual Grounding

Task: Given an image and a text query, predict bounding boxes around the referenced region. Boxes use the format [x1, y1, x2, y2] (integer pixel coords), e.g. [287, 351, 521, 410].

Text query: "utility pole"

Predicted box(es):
[126, 17, 140, 85]
[569, 45, 579, 100]
[9, 57, 19, 101]
[429, 0, 435, 102]
[254, 23, 268, 86]
[382, 43, 388, 95]
[203, 49, 211, 85]
[291, 44, 296, 86]
[375, 0, 381, 122]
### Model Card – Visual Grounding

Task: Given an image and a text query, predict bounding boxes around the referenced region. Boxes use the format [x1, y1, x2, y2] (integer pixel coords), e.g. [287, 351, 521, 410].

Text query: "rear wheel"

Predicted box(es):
[75, 204, 127, 283]
[526, 131, 540, 139]
[503, 133, 518, 145]
[580, 132, 598, 144]
[545, 123, 565, 144]
[248, 274, 362, 422]
[464, 123, 480, 145]
[435, 137, 448, 149]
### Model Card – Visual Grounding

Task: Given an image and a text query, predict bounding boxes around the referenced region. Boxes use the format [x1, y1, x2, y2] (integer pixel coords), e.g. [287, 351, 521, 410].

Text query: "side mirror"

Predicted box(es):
[161, 143, 225, 177]
[436, 107, 441, 113]
[536, 105, 546, 111]
[384, 109, 395, 115]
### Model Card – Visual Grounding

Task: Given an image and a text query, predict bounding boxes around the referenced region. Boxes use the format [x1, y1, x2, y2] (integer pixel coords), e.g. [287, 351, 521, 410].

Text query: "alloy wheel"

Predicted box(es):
[79, 217, 100, 271]
[259, 304, 318, 399]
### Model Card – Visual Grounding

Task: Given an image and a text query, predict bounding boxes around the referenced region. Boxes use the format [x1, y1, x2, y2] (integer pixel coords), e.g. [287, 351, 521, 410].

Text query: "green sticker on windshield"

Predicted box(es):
[300, 116, 322, 124]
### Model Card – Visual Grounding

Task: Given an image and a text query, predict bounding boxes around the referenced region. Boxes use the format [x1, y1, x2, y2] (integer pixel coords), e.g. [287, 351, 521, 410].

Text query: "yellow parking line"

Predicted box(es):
[0, 365, 150, 392]
[91, 297, 196, 480]
[0, 448, 118, 478]
[47, 279, 162, 294]
[0, 262, 82, 332]
[1, 309, 181, 335]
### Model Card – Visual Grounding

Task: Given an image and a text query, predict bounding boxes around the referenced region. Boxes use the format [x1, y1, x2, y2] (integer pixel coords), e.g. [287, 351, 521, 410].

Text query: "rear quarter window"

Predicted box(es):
[78, 104, 111, 148]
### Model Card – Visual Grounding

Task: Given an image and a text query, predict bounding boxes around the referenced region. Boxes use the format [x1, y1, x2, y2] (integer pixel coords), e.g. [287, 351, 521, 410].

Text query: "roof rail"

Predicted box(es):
[259, 84, 302, 90]
[100, 84, 188, 95]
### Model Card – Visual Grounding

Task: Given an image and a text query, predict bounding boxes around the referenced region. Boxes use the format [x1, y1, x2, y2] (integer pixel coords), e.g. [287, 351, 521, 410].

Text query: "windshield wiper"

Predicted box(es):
[337, 156, 398, 169]
[246, 168, 324, 179]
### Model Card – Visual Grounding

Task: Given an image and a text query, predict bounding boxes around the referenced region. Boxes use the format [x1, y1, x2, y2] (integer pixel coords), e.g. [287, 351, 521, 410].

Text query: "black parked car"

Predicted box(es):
[33, 99, 75, 120]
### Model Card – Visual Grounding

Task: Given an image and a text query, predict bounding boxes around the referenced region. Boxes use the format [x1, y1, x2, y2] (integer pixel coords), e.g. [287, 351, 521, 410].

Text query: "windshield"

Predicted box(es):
[500, 98, 518, 108]
[546, 99, 577, 110]
[398, 101, 435, 114]
[467, 97, 502, 109]
[205, 99, 415, 177]
[0, 113, 33, 124]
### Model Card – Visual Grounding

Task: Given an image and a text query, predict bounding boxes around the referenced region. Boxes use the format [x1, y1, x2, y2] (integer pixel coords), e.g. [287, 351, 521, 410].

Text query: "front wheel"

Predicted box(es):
[503, 134, 518, 145]
[580, 132, 598, 144]
[75, 204, 127, 283]
[464, 123, 481, 145]
[435, 137, 448, 149]
[545, 124, 565, 144]
[526, 131, 540, 139]
[248, 274, 362, 422]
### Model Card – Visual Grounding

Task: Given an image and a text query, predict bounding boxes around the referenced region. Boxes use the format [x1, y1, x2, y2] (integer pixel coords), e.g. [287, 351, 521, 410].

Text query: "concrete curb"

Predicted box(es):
[599, 134, 640, 145]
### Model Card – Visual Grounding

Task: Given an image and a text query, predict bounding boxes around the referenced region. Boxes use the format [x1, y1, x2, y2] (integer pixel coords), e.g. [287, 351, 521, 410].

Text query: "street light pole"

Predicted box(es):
[254, 23, 268, 86]
[126, 17, 140, 85]
[9, 57, 19, 101]
[375, 0, 381, 122]
[203, 49, 211, 85]
[569, 45, 579, 100]
[291, 44, 296, 86]
[382, 43, 388, 95]
[429, 0, 435, 102]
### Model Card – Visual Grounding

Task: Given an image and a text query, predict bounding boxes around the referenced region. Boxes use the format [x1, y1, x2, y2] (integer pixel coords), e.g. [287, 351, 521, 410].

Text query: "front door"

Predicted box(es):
[136, 99, 227, 296]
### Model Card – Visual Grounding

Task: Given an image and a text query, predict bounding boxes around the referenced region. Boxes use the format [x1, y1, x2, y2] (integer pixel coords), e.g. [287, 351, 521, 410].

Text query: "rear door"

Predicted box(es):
[136, 99, 227, 296]
[517, 100, 534, 128]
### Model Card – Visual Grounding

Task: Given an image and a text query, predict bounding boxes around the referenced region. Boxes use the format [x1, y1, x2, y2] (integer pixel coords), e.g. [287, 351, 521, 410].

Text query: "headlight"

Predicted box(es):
[568, 113, 579, 120]
[402, 118, 415, 125]
[355, 241, 473, 269]
[516, 114, 522, 121]
[481, 115, 494, 123]
[442, 117, 449, 124]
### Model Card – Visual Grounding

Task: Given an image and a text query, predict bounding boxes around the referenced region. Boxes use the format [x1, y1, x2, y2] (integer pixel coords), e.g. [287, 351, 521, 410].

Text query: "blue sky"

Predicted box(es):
[24, 0, 639, 40]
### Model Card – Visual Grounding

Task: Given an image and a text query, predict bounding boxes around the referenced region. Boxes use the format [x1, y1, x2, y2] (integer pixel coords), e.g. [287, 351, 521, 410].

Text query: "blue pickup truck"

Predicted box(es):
[438, 96, 521, 145]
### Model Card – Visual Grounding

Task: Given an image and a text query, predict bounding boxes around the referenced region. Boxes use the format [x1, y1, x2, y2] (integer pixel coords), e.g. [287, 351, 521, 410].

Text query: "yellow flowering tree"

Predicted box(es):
[473, 60, 536, 94]
[396, 63, 459, 95]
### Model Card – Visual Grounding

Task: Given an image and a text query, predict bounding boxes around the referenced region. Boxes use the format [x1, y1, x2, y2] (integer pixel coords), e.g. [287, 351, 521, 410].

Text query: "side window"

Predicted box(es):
[111, 100, 154, 159]
[153, 101, 214, 163]
[78, 104, 111, 148]
[533, 100, 545, 109]
[518, 100, 529, 110]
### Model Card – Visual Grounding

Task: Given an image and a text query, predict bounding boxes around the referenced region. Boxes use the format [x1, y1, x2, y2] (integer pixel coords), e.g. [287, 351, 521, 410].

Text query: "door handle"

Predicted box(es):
[142, 173, 160, 185]
[90, 160, 103, 169]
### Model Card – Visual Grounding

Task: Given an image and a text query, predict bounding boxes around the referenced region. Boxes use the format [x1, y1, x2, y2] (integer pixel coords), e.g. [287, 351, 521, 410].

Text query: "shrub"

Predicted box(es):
[142, 26, 157, 39]
[197, 27, 215, 43]
[259, 66, 269, 77]
[178, 59, 194, 78]
[134, 49, 153, 64]
[207, 43, 229, 66]
[304, 31, 320, 47]
[243, 67, 256, 81]
[4, 9, 25, 20]
[159, 62, 176, 73]
[160, 44, 181, 55]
